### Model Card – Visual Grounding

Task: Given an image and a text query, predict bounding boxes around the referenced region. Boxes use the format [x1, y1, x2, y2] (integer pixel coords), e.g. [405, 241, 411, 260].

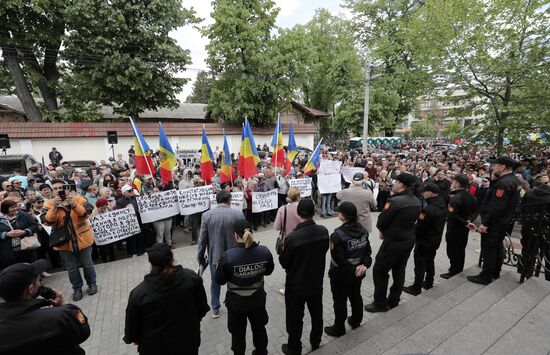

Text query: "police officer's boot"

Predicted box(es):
[403, 284, 421, 296]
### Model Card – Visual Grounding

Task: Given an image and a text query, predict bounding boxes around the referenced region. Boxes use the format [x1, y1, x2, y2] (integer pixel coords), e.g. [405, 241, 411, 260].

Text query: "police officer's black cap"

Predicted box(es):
[334, 201, 357, 219]
[0, 259, 50, 300]
[297, 199, 315, 218]
[395, 173, 415, 187]
[352, 172, 364, 181]
[452, 174, 470, 187]
[419, 182, 439, 194]
[487, 156, 517, 168]
[147, 243, 173, 268]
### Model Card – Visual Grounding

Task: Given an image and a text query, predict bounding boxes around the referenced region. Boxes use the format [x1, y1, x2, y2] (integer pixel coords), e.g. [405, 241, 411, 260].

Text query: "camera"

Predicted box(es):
[38, 286, 56, 300]
[58, 190, 66, 201]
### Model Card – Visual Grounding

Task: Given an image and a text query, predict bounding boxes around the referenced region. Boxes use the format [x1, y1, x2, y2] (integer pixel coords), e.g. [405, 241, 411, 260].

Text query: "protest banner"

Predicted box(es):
[89, 208, 141, 246]
[319, 159, 342, 175]
[341, 167, 366, 183]
[178, 185, 213, 215]
[209, 191, 244, 210]
[136, 189, 180, 223]
[176, 148, 198, 161]
[288, 178, 312, 197]
[252, 189, 278, 213]
[318, 174, 342, 194]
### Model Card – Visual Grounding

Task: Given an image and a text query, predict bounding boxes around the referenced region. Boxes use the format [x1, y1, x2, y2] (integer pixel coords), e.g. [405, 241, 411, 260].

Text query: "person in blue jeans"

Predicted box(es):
[320, 193, 333, 218]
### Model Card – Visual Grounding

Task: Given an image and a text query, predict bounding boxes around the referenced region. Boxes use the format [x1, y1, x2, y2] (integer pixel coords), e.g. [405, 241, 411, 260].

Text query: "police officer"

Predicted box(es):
[366, 173, 421, 312]
[0, 259, 91, 354]
[215, 219, 274, 355]
[404, 182, 447, 296]
[325, 202, 372, 337]
[468, 156, 520, 285]
[441, 174, 478, 279]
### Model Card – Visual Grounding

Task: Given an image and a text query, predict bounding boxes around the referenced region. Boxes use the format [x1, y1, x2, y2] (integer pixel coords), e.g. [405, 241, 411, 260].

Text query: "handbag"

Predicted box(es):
[20, 234, 41, 250]
[276, 206, 287, 255]
[49, 212, 73, 247]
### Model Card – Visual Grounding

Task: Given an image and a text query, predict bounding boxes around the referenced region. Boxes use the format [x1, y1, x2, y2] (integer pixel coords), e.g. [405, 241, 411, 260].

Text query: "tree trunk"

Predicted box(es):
[36, 77, 58, 110]
[1, 45, 42, 122]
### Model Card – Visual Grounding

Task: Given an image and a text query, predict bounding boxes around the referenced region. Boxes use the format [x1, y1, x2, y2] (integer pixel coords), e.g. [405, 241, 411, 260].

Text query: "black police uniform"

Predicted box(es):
[445, 189, 478, 275]
[215, 242, 274, 355]
[412, 195, 447, 289]
[373, 190, 421, 308]
[0, 298, 90, 354]
[479, 173, 520, 281]
[328, 223, 372, 333]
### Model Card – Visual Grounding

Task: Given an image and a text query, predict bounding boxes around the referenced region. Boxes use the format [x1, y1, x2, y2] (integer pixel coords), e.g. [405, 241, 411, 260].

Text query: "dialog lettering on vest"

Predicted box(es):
[233, 261, 267, 278]
[347, 235, 367, 251]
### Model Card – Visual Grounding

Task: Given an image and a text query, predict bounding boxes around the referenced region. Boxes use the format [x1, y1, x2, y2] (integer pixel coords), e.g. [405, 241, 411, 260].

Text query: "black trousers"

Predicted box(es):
[227, 306, 268, 355]
[372, 240, 414, 307]
[445, 226, 469, 274]
[330, 275, 363, 332]
[285, 289, 323, 352]
[126, 231, 145, 255]
[480, 224, 506, 280]
[190, 213, 202, 243]
[412, 245, 437, 287]
[98, 243, 116, 263]
[377, 190, 390, 211]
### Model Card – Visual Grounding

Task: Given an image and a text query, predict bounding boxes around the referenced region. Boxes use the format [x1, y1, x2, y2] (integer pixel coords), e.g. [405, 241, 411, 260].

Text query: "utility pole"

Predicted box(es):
[362, 63, 371, 153]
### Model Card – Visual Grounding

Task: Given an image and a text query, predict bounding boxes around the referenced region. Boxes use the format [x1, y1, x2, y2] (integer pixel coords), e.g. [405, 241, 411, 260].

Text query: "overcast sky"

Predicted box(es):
[173, 0, 350, 102]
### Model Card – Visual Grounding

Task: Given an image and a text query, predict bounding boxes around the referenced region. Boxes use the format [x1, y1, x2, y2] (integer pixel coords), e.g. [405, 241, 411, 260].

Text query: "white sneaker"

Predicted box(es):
[41, 272, 52, 278]
[279, 288, 285, 295]
[212, 309, 220, 318]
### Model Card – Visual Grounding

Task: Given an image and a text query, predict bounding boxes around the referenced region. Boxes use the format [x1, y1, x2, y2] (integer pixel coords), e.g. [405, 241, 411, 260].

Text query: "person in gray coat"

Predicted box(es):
[336, 172, 377, 233]
[197, 190, 245, 318]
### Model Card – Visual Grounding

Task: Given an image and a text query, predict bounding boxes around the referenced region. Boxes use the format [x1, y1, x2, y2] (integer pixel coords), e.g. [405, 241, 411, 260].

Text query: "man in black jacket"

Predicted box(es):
[366, 173, 421, 313]
[124, 243, 210, 355]
[434, 170, 451, 204]
[0, 260, 90, 354]
[116, 185, 146, 256]
[404, 183, 447, 296]
[441, 174, 478, 279]
[279, 199, 329, 355]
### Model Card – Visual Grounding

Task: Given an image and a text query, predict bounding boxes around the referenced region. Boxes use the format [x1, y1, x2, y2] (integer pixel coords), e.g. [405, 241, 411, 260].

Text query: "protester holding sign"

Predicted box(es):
[116, 185, 145, 257]
[91, 198, 116, 263]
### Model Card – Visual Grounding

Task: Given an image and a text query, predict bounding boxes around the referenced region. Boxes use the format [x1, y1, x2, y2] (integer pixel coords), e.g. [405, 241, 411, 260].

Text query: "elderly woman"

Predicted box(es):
[91, 198, 116, 263]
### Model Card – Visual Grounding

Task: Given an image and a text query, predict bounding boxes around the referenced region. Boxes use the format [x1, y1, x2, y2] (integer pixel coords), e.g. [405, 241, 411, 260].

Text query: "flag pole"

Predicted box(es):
[130, 117, 155, 177]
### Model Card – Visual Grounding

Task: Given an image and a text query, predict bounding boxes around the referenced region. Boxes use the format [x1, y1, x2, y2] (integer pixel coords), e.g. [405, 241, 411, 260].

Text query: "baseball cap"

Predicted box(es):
[352, 172, 365, 182]
[487, 156, 517, 168]
[419, 182, 440, 194]
[334, 201, 357, 219]
[395, 173, 416, 187]
[147, 243, 173, 268]
[0, 260, 50, 300]
[121, 185, 135, 194]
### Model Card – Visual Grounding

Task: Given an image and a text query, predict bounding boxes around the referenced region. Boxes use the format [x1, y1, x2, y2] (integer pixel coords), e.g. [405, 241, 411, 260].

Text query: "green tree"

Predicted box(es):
[410, 0, 549, 154]
[441, 119, 462, 141]
[186, 71, 214, 104]
[411, 115, 438, 138]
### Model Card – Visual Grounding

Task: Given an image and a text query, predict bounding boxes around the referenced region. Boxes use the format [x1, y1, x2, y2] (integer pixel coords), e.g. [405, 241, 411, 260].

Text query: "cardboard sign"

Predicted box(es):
[176, 149, 198, 161]
[90, 208, 141, 246]
[178, 185, 213, 215]
[317, 174, 342, 194]
[341, 167, 366, 183]
[209, 191, 244, 211]
[252, 189, 278, 213]
[319, 159, 342, 175]
[136, 190, 180, 223]
[288, 178, 312, 197]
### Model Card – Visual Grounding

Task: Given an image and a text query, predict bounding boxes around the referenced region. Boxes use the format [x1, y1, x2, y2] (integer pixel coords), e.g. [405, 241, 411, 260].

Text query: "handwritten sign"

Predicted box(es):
[209, 191, 244, 210]
[178, 185, 213, 215]
[90, 208, 140, 246]
[318, 174, 342, 194]
[177, 149, 198, 161]
[341, 167, 365, 183]
[136, 190, 180, 223]
[252, 189, 278, 213]
[319, 159, 342, 175]
[289, 178, 312, 197]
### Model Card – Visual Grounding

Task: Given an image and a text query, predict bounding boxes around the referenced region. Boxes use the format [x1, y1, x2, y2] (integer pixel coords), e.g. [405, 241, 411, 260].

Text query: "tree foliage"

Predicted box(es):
[186, 70, 214, 103]
[441, 119, 462, 141]
[411, 115, 438, 138]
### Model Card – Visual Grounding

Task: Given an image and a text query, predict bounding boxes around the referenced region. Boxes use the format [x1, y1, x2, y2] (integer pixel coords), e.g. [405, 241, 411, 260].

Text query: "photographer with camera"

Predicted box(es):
[42, 179, 98, 301]
[0, 259, 90, 354]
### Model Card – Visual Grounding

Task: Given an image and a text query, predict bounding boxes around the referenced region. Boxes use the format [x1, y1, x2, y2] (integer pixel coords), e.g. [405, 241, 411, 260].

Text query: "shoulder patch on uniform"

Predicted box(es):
[418, 212, 425, 220]
[383, 202, 391, 210]
[448, 205, 454, 213]
[496, 188, 504, 197]
[76, 309, 87, 324]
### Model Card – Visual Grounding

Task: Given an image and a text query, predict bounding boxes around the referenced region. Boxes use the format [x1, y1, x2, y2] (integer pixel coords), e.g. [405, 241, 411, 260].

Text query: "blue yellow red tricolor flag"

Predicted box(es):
[129, 117, 154, 176]
[237, 123, 245, 176]
[271, 114, 285, 168]
[304, 138, 323, 176]
[285, 121, 298, 173]
[238, 119, 260, 179]
[132, 177, 142, 193]
[158, 122, 177, 185]
[220, 129, 235, 184]
[200, 126, 215, 184]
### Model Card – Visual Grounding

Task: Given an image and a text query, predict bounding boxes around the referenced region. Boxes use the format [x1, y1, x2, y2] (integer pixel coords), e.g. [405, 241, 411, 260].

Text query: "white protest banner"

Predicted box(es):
[176, 148, 198, 161]
[289, 178, 312, 197]
[89, 208, 141, 246]
[318, 174, 342, 194]
[341, 167, 366, 183]
[178, 185, 213, 215]
[252, 189, 278, 213]
[319, 159, 342, 175]
[136, 189, 180, 223]
[209, 191, 244, 211]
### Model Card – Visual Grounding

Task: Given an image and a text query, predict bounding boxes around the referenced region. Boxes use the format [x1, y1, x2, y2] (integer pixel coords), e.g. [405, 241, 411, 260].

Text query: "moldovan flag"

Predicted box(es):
[220, 130, 235, 184]
[304, 138, 323, 176]
[132, 177, 142, 193]
[200, 126, 215, 184]
[285, 121, 298, 173]
[237, 123, 245, 176]
[271, 114, 285, 168]
[129, 117, 154, 175]
[158, 122, 177, 185]
[239, 119, 260, 179]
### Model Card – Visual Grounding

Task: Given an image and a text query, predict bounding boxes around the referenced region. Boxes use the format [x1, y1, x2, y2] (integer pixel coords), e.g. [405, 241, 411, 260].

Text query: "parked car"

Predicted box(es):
[0, 154, 39, 180]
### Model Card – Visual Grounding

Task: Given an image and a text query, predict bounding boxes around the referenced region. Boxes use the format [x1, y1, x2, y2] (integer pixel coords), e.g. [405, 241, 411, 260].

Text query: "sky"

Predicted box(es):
[173, 0, 350, 102]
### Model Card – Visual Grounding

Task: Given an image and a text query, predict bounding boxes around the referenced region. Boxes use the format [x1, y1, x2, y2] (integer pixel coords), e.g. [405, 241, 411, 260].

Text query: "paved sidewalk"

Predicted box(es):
[42, 213, 490, 355]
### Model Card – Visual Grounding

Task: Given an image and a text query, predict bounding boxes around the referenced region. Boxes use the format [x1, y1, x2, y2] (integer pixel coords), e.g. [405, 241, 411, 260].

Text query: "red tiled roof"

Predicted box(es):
[0, 122, 317, 139]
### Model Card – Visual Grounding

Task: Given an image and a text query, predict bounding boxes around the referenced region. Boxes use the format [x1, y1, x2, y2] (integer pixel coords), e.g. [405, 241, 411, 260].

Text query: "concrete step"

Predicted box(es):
[484, 284, 550, 355]
[431, 276, 550, 355]
[343, 271, 518, 355]
[381, 272, 519, 355]
[315, 266, 480, 355]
